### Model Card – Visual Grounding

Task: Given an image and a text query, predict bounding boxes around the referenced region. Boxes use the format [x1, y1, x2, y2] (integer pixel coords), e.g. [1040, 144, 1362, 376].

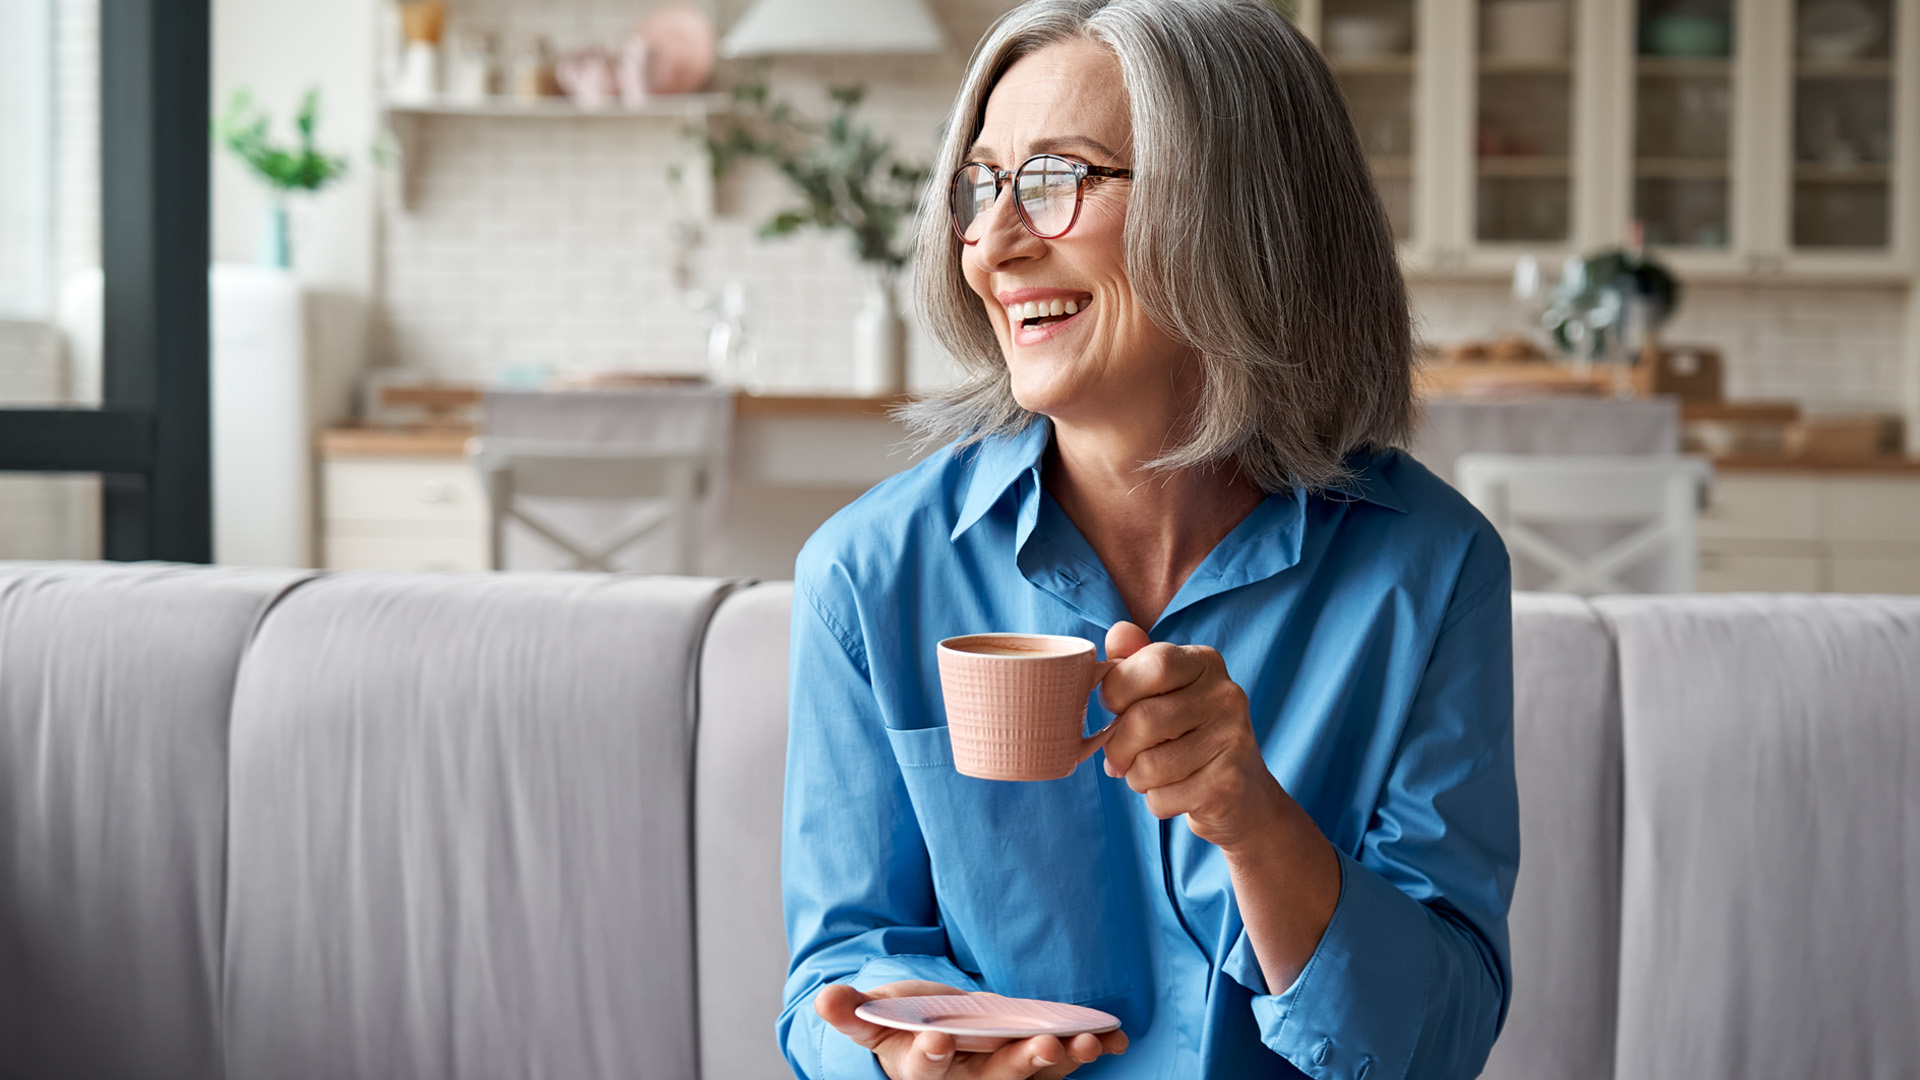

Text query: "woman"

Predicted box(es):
[780, 1, 1518, 1077]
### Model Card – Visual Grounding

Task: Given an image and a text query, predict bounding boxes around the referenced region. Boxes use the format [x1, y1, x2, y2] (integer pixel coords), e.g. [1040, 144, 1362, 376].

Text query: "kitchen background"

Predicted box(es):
[1, 0, 1917, 578]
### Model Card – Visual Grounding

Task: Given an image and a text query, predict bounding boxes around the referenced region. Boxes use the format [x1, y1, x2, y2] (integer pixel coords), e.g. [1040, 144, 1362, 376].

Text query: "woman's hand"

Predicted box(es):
[1098, 621, 1285, 852]
[815, 982, 1127, 1080]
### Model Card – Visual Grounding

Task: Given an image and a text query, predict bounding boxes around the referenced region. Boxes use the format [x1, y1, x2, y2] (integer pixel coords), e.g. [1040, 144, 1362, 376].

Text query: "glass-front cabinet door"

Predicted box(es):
[1474, 0, 1579, 246]
[1303, 0, 1916, 278]
[1632, 0, 1738, 253]
[1299, 0, 1422, 244]
[1790, 0, 1899, 251]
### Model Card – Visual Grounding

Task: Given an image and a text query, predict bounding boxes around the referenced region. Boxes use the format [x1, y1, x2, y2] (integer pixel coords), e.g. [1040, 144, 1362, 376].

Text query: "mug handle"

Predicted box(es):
[1072, 659, 1122, 766]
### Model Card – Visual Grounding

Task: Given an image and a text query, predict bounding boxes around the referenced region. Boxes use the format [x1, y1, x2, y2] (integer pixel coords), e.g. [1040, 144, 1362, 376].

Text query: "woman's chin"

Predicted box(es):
[1005, 355, 1089, 418]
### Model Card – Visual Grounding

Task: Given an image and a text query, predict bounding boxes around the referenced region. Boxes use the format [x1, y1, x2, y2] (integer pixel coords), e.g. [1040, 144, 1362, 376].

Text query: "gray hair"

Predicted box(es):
[904, 0, 1413, 494]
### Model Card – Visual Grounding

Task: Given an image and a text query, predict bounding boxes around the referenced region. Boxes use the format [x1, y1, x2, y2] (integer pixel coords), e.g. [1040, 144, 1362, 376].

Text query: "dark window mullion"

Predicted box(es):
[0, 0, 211, 563]
[100, 0, 211, 561]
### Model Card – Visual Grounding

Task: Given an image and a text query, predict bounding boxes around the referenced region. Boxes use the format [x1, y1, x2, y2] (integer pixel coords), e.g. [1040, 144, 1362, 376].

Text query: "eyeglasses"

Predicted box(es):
[948, 154, 1134, 244]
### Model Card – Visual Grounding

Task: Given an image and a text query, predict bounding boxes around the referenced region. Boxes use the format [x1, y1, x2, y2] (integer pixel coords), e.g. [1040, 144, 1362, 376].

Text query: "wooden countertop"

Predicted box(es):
[733, 393, 910, 419]
[322, 394, 913, 457]
[1710, 453, 1920, 475]
[319, 426, 475, 457]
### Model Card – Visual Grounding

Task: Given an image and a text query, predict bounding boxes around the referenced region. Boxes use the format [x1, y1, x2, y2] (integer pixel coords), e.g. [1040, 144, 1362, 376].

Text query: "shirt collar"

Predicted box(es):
[950, 418, 1408, 543]
[950, 418, 1053, 542]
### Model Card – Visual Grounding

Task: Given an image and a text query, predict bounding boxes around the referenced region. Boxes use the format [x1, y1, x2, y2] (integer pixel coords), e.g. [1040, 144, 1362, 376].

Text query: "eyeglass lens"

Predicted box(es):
[950, 155, 1082, 242]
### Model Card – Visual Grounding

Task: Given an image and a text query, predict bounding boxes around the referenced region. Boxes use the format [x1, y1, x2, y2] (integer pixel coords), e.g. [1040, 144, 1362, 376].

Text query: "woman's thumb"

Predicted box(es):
[1105, 620, 1151, 661]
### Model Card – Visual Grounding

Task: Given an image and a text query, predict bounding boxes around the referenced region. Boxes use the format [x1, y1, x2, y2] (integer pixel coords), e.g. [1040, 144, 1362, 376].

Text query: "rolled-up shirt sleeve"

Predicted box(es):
[778, 572, 982, 1080]
[1222, 572, 1520, 1080]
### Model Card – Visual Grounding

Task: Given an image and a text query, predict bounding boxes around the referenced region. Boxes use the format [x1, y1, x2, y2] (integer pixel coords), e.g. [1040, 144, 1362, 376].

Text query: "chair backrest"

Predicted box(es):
[472, 438, 707, 574]
[1456, 454, 1713, 595]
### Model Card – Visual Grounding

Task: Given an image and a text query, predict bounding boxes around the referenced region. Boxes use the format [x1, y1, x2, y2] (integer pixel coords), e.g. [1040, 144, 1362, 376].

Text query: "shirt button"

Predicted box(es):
[1358, 1055, 1374, 1079]
[1312, 1038, 1331, 1065]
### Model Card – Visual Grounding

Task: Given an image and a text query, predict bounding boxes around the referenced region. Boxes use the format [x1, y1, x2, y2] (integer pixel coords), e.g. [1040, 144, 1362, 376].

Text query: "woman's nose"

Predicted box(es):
[969, 186, 1046, 270]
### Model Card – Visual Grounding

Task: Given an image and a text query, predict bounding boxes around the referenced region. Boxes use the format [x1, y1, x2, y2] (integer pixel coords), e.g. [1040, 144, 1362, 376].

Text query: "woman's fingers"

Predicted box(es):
[816, 980, 968, 1055]
[973, 1034, 1069, 1080]
[814, 984, 894, 1050]
[1116, 718, 1232, 794]
[1099, 641, 1216, 715]
[886, 1029, 958, 1080]
[1024, 1032, 1108, 1079]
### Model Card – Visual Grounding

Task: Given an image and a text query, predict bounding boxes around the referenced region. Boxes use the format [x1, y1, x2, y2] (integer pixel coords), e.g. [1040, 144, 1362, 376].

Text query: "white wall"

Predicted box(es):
[212, 0, 378, 297]
[212, 0, 378, 431]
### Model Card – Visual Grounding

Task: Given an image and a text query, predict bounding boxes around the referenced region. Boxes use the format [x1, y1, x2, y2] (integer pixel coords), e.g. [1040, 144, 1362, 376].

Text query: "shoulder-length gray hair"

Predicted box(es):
[905, 0, 1413, 494]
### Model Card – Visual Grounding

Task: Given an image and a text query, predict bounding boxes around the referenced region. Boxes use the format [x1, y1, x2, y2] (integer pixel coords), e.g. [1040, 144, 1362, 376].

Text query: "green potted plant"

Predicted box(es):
[214, 87, 350, 269]
[697, 78, 929, 395]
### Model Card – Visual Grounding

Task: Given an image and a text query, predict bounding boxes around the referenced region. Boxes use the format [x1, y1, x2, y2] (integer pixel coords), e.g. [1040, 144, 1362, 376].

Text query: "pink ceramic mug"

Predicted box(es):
[936, 633, 1118, 781]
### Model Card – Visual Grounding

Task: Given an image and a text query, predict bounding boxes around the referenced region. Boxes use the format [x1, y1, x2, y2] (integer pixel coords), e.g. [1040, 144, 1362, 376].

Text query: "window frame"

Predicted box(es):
[0, 0, 211, 562]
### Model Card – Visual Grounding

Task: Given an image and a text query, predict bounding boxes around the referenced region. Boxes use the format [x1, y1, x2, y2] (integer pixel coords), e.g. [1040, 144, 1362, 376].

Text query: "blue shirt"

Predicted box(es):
[780, 418, 1518, 1079]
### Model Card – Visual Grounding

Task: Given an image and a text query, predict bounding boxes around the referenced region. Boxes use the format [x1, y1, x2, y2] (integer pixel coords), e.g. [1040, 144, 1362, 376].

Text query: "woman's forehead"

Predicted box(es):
[974, 39, 1131, 164]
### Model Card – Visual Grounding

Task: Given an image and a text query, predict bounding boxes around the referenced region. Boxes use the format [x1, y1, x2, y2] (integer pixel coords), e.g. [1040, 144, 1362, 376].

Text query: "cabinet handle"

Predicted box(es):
[416, 480, 456, 504]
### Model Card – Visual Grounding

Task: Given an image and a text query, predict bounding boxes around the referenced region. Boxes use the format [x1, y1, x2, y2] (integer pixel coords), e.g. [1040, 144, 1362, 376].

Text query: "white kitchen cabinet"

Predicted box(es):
[1295, 0, 1920, 279]
[1697, 469, 1920, 592]
[1698, 549, 1827, 591]
[322, 456, 490, 572]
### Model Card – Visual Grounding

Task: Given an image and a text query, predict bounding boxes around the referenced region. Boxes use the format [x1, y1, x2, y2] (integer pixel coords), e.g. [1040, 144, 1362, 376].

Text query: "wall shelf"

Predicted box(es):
[1479, 56, 1575, 74]
[1795, 59, 1896, 80]
[1635, 57, 1735, 78]
[1479, 155, 1572, 178]
[1328, 55, 1417, 76]
[379, 93, 728, 214]
[383, 93, 728, 119]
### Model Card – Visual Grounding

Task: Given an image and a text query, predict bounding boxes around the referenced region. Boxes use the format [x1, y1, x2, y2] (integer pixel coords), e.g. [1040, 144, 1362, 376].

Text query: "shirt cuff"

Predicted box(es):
[1222, 848, 1435, 1080]
[813, 955, 984, 1080]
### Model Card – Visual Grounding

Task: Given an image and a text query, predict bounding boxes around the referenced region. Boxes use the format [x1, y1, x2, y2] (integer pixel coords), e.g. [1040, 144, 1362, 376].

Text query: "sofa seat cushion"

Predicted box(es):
[1599, 594, 1920, 1080]
[222, 572, 733, 1080]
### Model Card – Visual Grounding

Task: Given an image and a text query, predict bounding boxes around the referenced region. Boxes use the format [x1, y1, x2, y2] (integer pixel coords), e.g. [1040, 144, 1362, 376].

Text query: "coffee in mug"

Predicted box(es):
[936, 633, 1118, 781]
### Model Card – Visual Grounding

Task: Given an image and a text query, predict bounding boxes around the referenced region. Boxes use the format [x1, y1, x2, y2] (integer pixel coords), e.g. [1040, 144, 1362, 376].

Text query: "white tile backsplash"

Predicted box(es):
[1409, 278, 1911, 412]
[373, 0, 1022, 392]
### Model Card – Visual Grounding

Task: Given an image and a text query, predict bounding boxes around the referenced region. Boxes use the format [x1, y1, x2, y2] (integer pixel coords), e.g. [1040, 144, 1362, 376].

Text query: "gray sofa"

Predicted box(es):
[1, 562, 1915, 1080]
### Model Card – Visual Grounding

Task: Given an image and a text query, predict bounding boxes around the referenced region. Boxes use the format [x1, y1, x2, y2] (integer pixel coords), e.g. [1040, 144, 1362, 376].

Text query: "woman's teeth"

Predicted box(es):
[1008, 298, 1084, 327]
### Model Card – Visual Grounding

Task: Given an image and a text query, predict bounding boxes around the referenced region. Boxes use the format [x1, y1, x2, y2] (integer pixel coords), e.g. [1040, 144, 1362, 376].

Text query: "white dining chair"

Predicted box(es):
[1455, 453, 1714, 595]
[471, 438, 707, 574]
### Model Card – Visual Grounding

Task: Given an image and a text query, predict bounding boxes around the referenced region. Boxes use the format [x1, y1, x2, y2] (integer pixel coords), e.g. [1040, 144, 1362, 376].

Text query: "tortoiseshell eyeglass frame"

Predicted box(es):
[948, 154, 1134, 243]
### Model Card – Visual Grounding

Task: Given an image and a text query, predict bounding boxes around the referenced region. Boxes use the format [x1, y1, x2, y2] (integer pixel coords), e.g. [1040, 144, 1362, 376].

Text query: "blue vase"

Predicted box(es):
[256, 198, 292, 269]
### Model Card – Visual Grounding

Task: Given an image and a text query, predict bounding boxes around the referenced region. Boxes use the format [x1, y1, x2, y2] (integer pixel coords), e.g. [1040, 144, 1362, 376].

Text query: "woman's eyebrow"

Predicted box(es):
[964, 135, 1124, 162]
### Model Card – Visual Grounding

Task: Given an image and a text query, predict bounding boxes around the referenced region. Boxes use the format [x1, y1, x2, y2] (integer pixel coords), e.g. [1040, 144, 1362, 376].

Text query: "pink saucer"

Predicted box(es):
[855, 993, 1121, 1053]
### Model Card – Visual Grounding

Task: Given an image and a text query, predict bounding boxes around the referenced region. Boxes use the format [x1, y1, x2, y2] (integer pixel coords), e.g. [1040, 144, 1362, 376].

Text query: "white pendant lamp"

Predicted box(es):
[718, 0, 946, 57]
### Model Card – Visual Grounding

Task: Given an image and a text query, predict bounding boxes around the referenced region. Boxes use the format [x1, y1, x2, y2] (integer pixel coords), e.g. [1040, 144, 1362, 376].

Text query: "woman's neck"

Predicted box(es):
[1042, 417, 1268, 629]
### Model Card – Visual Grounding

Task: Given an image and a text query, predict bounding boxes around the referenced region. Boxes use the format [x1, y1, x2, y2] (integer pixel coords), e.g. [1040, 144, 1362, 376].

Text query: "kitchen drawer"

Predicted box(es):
[1697, 551, 1825, 593]
[1829, 557, 1920, 596]
[1827, 478, 1920, 545]
[1697, 475, 1821, 543]
[323, 532, 488, 572]
[323, 458, 486, 526]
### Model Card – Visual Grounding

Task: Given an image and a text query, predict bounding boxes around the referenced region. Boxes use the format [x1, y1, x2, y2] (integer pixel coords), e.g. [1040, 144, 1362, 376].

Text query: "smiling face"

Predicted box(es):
[962, 39, 1199, 431]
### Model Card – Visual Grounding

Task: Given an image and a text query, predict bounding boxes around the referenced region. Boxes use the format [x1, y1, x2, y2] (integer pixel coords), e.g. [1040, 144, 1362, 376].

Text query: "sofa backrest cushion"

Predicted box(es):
[694, 581, 794, 1080]
[0, 562, 313, 1080]
[221, 572, 733, 1080]
[1598, 594, 1920, 1080]
[1482, 593, 1623, 1080]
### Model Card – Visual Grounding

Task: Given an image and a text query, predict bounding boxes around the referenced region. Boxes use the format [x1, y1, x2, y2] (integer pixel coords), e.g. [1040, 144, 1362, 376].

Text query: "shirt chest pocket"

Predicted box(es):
[885, 724, 1139, 1006]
